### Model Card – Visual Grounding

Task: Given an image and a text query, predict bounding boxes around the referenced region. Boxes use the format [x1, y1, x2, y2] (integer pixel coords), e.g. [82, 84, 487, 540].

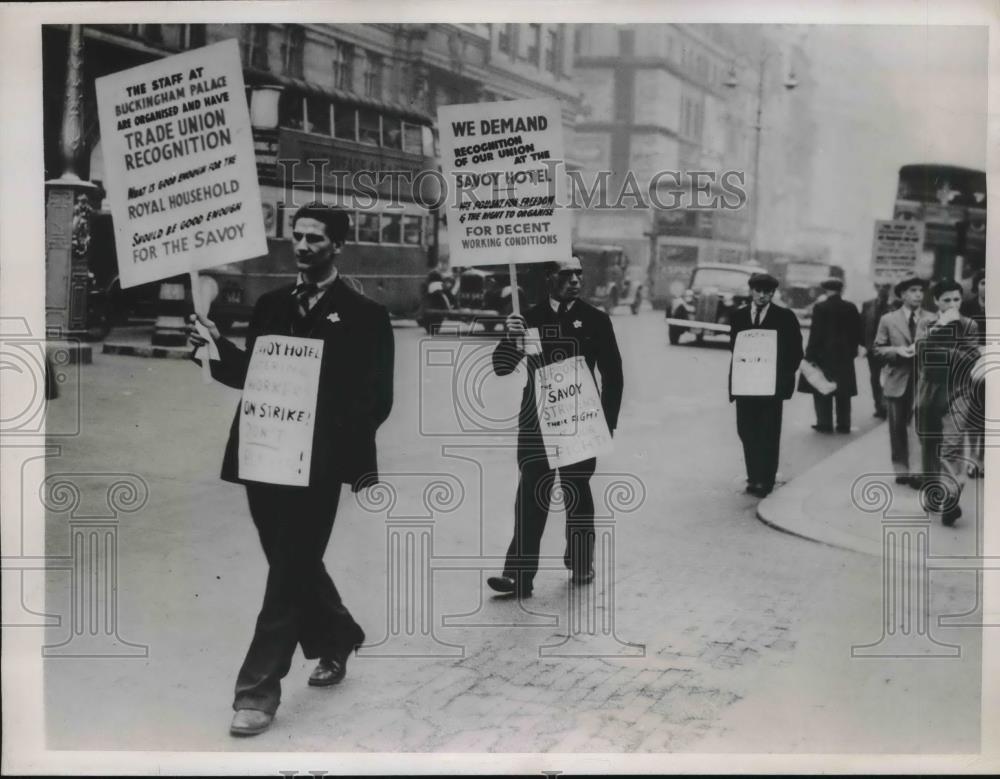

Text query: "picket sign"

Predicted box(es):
[534, 356, 614, 469]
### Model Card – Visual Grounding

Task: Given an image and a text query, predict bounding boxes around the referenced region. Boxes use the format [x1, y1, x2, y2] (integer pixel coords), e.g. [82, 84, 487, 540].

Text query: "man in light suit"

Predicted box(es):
[729, 272, 804, 498]
[874, 276, 935, 487]
[861, 283, 895, 418]
[915, 279, 980, 525]
[190, 202, 394, 736]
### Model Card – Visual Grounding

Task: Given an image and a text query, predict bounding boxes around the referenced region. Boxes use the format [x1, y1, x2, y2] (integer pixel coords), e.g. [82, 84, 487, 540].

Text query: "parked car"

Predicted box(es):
[665, 262, 765, 345]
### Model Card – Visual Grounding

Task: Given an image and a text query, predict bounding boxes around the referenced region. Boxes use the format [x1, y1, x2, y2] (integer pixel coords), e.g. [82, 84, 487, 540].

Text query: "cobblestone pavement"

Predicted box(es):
[36, 313, 981, 754]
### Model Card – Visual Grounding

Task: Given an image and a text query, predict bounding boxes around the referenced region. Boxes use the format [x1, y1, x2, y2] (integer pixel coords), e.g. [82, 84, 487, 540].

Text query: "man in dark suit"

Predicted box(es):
[797, 278, 863, 433]
[915, 279, 980, 525]
[959, 269, 986, 477]
[486, 257, 623, 598]
[729, 272, 803, 498]
[189, 203, 394, 736]
[861, 282, 894, 418]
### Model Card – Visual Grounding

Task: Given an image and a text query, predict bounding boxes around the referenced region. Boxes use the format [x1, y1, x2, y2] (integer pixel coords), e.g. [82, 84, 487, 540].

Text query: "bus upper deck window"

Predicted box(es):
[334, 105, 357, 141]
[383, 118, 403, 150]
[403, 124, 423, 155]
[358, 108, 381, 145]
[358, 212, 380, 243]
[305, 96, 331, 136]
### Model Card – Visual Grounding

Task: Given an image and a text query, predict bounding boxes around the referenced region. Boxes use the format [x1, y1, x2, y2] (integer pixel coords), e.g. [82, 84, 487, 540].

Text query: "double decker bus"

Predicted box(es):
[892, 163, 986, 285]
[205, 78, 439, 327]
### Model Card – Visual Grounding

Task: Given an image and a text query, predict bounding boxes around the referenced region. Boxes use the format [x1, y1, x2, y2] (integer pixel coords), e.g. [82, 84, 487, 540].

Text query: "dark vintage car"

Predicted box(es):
[665, 262, 766, 345]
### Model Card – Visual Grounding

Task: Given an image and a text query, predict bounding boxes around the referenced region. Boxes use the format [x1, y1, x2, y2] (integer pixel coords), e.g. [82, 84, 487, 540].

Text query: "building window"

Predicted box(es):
[498, 24, 513, 55]
[281, 25, 305, 79]
[304, 95, 331, 135]
[544, 29, 559, 73]
[358, 107, 381, 145]
[241, 24, 269, 71]
[357, 212, 380, 243]
[619, 29, 635, 57]
[381, 214, 402, 244]
[403, 215, 423, 245]
[334, 103, 357, 140]
[332, 41, 354, 90]
[574, 26, 584, 55]
[278, 92, 304, 131]
[363, 52, 383, 98]
[526, 24, 541, 65]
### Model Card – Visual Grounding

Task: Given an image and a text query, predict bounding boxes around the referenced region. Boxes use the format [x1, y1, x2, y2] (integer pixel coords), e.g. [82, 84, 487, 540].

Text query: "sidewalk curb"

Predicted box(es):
[103, 342, 192, 359]
[754, 426, 888, 558]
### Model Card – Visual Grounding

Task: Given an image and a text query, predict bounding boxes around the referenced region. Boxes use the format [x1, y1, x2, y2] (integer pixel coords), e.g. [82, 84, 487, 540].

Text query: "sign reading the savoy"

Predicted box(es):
[437, 97, 572, 267]
[95, 39, 267, 288]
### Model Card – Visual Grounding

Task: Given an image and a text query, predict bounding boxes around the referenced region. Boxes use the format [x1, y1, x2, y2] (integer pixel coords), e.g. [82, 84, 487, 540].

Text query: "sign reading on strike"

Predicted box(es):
[437, 97, 571, 267]
[238, 336, 324, 487]
[534, 356, 613, 469]
[731, 329, 777, 396]
[871, 220, 925, 284]
[95, 39, 267, 288]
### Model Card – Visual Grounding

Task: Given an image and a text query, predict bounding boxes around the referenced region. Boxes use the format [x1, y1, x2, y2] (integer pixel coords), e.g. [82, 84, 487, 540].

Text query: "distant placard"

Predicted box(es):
[95, 39, 267, 288]
[871, 220, 925, 284]
[238, 336, 324, 487]
[534, 356, 614, 469]
[732, 329, 777, 396]
[437, 97, 571, 267]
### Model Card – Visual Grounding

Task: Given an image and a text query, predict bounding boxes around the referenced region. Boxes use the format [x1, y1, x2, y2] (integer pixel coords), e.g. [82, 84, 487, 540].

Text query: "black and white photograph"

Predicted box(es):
[1, 1, 998, 774]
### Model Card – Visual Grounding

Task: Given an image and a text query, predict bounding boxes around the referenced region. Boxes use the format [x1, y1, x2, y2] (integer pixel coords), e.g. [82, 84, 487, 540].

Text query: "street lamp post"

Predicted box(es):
[725, 41, 798, 264]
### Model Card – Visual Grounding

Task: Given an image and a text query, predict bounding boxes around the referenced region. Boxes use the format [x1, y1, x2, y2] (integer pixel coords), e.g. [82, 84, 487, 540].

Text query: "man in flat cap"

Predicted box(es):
[914, 279, 980, 525]
[729, 272, 803, 497]
[874, 276, 935, 486]
[487, 256, 624, 597]
[797, 277, 863, 433]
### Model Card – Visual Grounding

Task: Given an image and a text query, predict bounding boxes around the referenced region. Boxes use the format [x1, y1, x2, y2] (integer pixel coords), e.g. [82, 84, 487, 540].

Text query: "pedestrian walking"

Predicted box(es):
[915, 279, 980, 526]
[188, 202, 395, 737]
[729, 272, 803, 498]
[797, 277, 863, 433]
[487, 257, 623, 598]
[873, 276, 935, 487]
[959, 269, 986, 478]
[861, 282, 894, 418]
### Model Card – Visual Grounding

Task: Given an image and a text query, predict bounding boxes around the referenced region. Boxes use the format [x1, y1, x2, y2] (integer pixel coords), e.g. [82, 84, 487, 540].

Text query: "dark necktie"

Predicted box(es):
[294, 282, 318, 321]
[908, 310, 916, 340]
[753, 306, 762, 327]
[557, 300, 568, 318]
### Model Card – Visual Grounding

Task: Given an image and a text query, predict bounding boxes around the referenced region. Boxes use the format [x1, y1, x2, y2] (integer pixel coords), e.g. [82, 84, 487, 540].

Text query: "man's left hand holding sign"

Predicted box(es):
[187, 202, 395, 737]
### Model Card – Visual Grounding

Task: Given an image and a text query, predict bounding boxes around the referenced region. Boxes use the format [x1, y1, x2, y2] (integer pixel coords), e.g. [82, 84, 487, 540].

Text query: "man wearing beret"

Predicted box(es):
[873, 276, 935, 487]
[729, 272, 803, 497]
[189, 202, 395, 736]
[797, 277, 863, 433]
[487, 256, 624, 598]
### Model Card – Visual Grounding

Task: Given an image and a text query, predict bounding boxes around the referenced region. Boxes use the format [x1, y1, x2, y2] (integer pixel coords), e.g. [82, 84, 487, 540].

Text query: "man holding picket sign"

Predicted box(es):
[189, 202, 394, 736]
[487, 256, 624, 598]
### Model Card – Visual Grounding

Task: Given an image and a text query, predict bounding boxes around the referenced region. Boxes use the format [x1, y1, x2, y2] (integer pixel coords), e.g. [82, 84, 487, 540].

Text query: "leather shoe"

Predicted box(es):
[230, 709, 273, 737]
[309, 655, 348, 687]
[812, 424, 834, 433]
[487, 575, 532, 598]
[942, 505, 962, 527]
[571, 567, 595, 585]
[745, 482, 764, 496]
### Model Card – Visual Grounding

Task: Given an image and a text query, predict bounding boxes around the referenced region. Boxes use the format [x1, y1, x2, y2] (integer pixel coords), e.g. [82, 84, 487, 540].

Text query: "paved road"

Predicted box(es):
[40, 310, 980, 753]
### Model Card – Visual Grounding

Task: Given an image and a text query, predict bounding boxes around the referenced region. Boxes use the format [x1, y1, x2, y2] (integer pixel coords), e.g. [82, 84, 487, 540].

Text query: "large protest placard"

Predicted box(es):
[731, 329, 777, 396]
[437, 97, 571, 267]
[95, 39, 266, 288]
[238, 336, 324, 487]
[871, 219, 925, 284]
[534, 356, 614, 469]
